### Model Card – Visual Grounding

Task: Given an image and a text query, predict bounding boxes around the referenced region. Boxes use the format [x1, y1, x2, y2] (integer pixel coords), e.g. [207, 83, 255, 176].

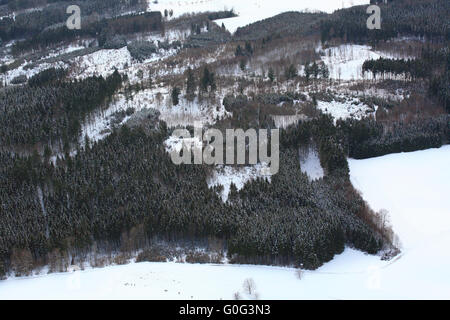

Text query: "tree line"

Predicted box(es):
[363, 46, 450, 113]
[320, 0, 449, 43]
[0, 68, 123, 148]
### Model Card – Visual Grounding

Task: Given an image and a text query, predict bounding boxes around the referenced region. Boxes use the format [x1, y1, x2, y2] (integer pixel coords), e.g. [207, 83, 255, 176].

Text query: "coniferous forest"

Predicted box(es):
[0, 65, 390, 276]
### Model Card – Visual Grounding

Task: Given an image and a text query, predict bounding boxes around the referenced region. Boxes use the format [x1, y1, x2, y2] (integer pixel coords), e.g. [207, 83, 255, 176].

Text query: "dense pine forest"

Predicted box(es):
[321, 0, 449, 43]
[0, 69, 123, 147]
[0, 109, 387, 277]
[0, 65, 391, 276]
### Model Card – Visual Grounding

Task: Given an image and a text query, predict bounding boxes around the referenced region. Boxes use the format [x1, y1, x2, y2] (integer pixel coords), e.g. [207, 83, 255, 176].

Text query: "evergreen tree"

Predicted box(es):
[171, 86, 181, 105]
[319, 62, 330, 79]
[268, 68, 275, 82]
[304, 63, 311, 82]
[186, 67, 196, 101]
[245, 41, 254, 56]
[240, 59, 247, 72]
[235, 45, 244, 57]
[200, 66, 216, 92]
[311, 62, 319, 79]
[285, 64, 297, 80]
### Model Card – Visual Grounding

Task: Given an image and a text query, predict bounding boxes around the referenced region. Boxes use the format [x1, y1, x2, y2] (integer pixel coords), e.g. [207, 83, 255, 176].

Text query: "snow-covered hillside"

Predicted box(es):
[349, 145, 450, 299]
[350, 146, 450, 258]
[319, 44, 412, 81]
[316, 94, 376, 121]
[148, 0, 370, 33]
[207, 164, 271, 202]
[1, 146, 449, 300]
[299, 146, 324, 181]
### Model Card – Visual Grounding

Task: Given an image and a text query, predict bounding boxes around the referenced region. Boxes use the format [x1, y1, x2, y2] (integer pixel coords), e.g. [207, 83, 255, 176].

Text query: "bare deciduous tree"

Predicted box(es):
[243, 278, 256, 296]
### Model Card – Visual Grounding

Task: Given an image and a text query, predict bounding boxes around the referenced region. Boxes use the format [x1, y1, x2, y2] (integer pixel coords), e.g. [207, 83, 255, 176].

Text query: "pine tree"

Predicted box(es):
[285, 64, 297, 80]
[201, 66, 210, 92]
[201, 66, 215, 92]
[240, 59, 247, 72]
[268, 68, 275, 82]
[0, 259, 5, 279]
[235, 45, 244, 57]
[186, 67, 196, 101]
[311, 62, 319, 79]
[304, 63, 311, 82]
[245, 41, 253, 56]
[320, 62, 330, 79]
[209, 72, 216, 92]
[171, 86, 181, 105]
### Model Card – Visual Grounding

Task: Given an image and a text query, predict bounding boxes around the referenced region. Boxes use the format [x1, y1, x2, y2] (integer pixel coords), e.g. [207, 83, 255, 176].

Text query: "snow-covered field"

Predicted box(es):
[3, 60, 67, 84]
[349, 145, 450, 299]
[319, 44, 411, 81]
[350, 146, 450, 256]
[1, 146, 449, 300]
[207, 164, 271, 202]
[148, 0, 370, 34]
[272, 115, 308, 129]
[299, 146, 324, 181]
[317, 94, 376, 121]
[0, 249, 387, 300]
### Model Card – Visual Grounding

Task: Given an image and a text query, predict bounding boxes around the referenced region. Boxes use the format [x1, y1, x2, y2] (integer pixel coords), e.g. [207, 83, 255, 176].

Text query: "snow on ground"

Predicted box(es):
[82, 85, 229, 143]
[72, 47, 133, 79]
[317, 94, 376, 121]
[41, 44, 87, 60]
[143, 28, 192, 43]
[164, 135, 203, 154]
[1, 146, 450, 299]
[4, 60, 67, 84]
[299, 146, 324, 181]
[207, 164, 271, 202]
[319, 44, 411, 81]
[349, 145, 450, 299]
[0, 54, 13, 65]
[80, 99, 136, 144]
[79, 56, 231, 141]
[3, 43, 90, 84]
[121, 89, 227, 126]
[0, 249, 381, 300]
[148, 0, 370, 34]
[354, 87, 410, 102]
[72, 46, 178, 81]
[271, 115, 308, 129]
[349, 146, 450, 252]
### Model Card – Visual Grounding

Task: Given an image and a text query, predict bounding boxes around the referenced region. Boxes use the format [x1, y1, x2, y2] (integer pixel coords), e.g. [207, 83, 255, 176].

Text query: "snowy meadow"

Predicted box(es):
[1, 146, 449, 300]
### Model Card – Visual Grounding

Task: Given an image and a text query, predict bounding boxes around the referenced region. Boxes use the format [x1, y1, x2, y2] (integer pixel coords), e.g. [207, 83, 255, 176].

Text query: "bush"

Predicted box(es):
[127, 41, 158, 62]
[10, 75, 27, 84]
[28, 68, 66, 87]
[103, 35, 127, 49]
[10, 248, 34, 277]
[0, 259, 6, 280]
[223, 94, 248, 112]
[185, 251, 211, 264]
[136, 247, 167, 263]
